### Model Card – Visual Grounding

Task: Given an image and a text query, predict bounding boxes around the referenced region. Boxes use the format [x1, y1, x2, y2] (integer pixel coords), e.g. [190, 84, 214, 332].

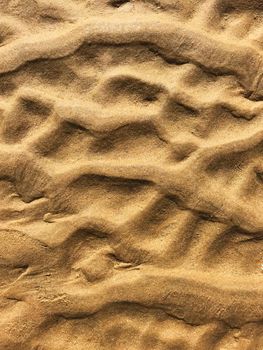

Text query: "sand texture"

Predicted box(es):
[1, 0, 263, 349]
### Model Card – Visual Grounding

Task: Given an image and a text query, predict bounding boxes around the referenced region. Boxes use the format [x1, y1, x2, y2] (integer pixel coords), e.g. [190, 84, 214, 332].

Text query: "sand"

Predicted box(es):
[0, 0, 263, 349]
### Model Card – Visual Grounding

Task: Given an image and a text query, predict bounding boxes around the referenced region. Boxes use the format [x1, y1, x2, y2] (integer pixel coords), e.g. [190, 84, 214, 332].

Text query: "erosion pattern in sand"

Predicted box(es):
[1, 0, 263, 349]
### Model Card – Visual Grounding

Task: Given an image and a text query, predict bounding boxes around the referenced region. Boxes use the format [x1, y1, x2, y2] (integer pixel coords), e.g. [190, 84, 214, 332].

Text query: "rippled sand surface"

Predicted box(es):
[1, 0, 263, 349]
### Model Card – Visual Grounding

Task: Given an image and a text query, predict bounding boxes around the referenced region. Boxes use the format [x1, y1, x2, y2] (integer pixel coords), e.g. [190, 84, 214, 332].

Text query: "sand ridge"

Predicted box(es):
[0, 0, 263, 349]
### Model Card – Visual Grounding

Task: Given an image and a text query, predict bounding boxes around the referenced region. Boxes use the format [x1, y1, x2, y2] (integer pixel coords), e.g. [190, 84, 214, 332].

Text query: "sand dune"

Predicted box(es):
[0, 0, 263, 349]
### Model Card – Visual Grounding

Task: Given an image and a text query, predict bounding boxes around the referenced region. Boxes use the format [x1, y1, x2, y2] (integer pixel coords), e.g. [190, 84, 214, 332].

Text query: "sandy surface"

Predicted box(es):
[0, 0, 263, 349]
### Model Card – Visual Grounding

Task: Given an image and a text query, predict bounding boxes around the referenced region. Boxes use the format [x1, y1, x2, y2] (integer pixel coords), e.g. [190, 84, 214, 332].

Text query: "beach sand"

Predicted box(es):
[0, 0, 263, 349]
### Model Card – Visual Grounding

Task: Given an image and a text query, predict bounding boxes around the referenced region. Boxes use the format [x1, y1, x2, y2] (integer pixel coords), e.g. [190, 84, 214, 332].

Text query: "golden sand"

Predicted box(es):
[0, 0, 263, 349]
